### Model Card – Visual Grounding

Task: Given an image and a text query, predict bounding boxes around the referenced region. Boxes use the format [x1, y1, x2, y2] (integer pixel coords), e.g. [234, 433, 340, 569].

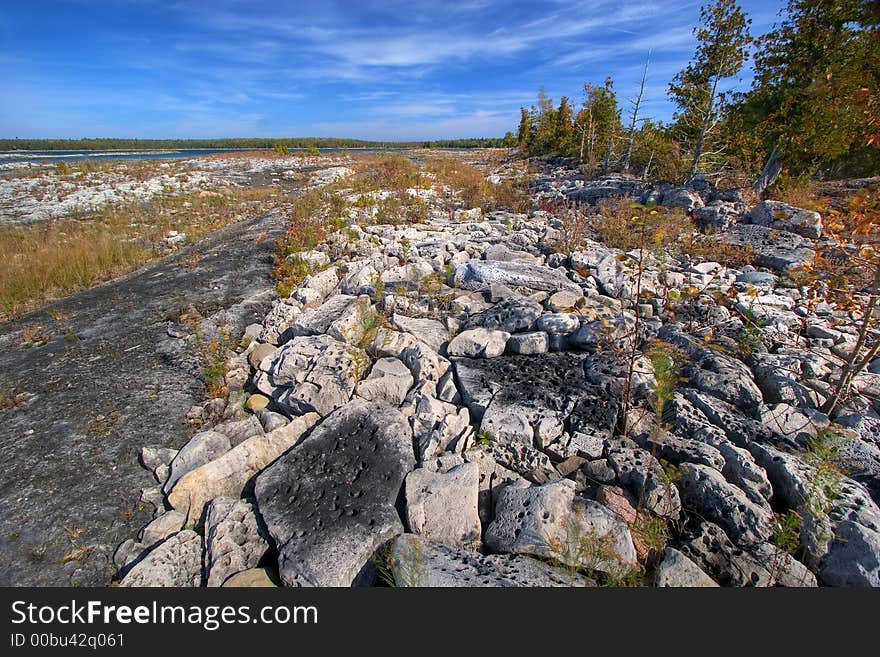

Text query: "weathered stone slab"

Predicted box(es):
[255, 400, 415, 586]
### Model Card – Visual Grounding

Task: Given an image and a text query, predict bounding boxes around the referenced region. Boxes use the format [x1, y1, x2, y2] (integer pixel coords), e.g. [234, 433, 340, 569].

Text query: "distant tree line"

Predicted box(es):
[517, 0, 880, 187]
[0, 137, 510, 151]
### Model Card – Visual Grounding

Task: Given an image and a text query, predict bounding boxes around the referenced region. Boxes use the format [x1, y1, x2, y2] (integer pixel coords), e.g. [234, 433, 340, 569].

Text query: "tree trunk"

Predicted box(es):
[752, 146, 783, 198]
[686, 62, 724, 184]
[623, 55, 650, 174]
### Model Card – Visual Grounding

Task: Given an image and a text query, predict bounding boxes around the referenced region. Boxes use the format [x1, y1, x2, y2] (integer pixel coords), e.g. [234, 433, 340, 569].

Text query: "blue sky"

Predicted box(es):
[0, 0, 786, 140]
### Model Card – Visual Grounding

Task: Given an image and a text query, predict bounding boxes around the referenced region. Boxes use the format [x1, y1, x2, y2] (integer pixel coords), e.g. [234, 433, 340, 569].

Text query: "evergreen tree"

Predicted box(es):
[554, 96, 575, 155]
[729, 0, 880, 177]
[517, 107, 532, 147]
[669, 0, 752, 183]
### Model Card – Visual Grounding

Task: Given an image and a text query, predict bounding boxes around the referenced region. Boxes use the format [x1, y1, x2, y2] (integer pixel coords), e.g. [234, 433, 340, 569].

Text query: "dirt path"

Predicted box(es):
[0, 208, 287, 585]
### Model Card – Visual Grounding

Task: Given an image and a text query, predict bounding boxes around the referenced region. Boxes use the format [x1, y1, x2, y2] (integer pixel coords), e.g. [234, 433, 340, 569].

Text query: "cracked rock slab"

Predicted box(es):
[404, 462, 481, 548]
[266, 334, 368, 416]
[167, 413, 319, 525]
[255, 400, 415, 587]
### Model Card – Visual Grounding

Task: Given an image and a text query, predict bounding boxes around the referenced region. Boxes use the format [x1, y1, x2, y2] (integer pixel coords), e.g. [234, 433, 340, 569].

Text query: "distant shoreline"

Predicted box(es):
[0, 138, 508, 152]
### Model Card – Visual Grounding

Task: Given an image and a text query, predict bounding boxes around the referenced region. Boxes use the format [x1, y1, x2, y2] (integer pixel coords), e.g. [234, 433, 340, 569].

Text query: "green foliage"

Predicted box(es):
[669, 0, 752, 181]
[802, 427, 849, 519]
[575, 78, 623, 168]
[727, 0, 880, 177]
[772, 510, 803, 555]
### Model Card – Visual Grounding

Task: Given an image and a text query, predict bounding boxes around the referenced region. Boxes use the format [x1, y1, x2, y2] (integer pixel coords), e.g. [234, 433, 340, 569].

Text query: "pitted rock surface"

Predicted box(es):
[254, 400, 415, 587]
[120, 529, 203, 587]
[390, 534, 594, 587]
[204, 498, 270, 587]
[265, 334, 367, 416]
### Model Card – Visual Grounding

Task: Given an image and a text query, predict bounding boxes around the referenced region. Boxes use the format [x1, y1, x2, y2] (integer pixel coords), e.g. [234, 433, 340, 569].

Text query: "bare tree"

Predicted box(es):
[622, 54, 651, 174]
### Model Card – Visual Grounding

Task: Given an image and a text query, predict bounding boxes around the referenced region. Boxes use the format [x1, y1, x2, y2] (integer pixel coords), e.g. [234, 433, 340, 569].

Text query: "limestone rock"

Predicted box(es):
[164, 430, 231, 495]
[485, 479, 637, 573]
[404, 462, 481, 548]
[204, 498, 270, 587]
[222, 568, 279, 587]
[392, 314, 449, 353]
[120, 530, 203, 587]
[138, 510, 185, 547]
[506, 331, 549, 355]
[167, 413, 319, 525]
[355, 357, 414, 406]
[748, 200, 822, 239]
[655, 547, 719, 587]
[447, 328, 510, 358]
[452, 260, 581, 294]
[254, 400, 415, 587]
[466, 297, 542, 333]
[266, 334, 368, 416]
[678, 463, 773, 546]
[390, 534, 593, 587]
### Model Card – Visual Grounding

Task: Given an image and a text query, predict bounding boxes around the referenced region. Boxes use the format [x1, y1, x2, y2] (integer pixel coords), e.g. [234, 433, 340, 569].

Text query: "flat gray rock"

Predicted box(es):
[452, 260, 581, 294]
[266, 334, 367, 416]
[655, 547, 718, 587]
[678, 463, 773, 546]
[255, 400, 415, 586]
[355, 357, 414, 406]
[719, 224, 815, 272]
[404, 463, 481, 548]
[392, 314, 449, 353]
[485, 479, 637, 574]
[163, 430, 231, 494]
[466, 297, 542, 333]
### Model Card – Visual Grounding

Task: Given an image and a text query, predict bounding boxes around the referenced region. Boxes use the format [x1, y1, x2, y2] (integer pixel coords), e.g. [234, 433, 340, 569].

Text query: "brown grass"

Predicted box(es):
[766, 174, 829, 212]
[0, 187, 283, 321]
[426, 155, 531, 213]
[594, 196, 755, 267]
[595, 197, 693, 251]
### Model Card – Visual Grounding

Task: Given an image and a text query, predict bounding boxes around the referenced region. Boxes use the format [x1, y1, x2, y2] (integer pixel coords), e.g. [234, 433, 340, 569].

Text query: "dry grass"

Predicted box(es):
[594, 196, 755, 267]
[0, 186, 283, 321]
[766, 174, 829, 212]
[595, 196, 693, 252]
[426, 155, 531, 213]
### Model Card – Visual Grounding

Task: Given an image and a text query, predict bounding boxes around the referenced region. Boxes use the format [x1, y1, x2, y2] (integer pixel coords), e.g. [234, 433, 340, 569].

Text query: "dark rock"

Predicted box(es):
[254, 400, 415, 586]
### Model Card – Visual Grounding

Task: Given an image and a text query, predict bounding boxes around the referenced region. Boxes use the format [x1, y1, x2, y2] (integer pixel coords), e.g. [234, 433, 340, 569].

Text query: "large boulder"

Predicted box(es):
[719, 224, 815, 272]
[265, 334, 368, 416]
[167, 413, 319, 525]
[163, 430, 231, 495]
[355, 357, 414, 406]
[677, 463, 773, 546]
[255, 400, 416, 586]
[204, 498, 270, 587]
[747, 200, 822, 239]
[452, 260, 581, 294]
[404, 463, 481, 548]
[447, 328, 510, 358]
[466, 297, 543, 333]
[485, 479, 637, 574]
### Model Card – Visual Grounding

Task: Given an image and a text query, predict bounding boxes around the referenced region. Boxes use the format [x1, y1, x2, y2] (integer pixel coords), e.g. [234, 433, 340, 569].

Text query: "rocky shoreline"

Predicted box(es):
[114, 159, 880, 587]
